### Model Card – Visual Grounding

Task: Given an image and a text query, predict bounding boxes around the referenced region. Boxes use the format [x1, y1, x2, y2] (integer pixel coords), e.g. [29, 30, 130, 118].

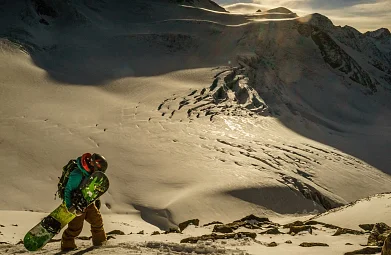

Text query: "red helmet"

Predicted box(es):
[81, 153, 108, 173]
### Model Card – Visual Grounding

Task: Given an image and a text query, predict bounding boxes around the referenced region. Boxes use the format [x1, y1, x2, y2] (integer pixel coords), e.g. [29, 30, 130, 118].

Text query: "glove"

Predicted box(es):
[95, 199, 101, 209]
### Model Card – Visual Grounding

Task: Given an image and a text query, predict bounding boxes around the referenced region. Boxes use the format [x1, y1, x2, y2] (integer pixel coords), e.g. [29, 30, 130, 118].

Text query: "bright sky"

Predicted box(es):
[213, 0, 391, 32]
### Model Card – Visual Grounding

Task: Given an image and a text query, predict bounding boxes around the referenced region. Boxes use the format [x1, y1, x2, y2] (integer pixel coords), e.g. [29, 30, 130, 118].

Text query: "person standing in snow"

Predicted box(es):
[61, 153, 108, 251]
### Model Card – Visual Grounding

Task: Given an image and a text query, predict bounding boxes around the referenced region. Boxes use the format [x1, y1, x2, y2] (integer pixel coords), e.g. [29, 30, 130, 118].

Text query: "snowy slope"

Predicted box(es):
[0, 1, 390, 254]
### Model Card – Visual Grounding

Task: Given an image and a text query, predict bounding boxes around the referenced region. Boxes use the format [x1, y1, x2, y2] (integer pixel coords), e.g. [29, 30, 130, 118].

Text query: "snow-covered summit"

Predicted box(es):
[265, 7, 294, 14]
[299, 13, 334, 31]
[261, 7, 298, 18]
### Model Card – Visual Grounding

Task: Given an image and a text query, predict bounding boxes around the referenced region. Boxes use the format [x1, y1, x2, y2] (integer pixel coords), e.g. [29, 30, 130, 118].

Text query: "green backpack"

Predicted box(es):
[56, 160, 77, 200]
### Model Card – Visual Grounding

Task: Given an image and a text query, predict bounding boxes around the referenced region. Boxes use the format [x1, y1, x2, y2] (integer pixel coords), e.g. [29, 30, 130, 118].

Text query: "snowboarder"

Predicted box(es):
[60, 153, 108, 251]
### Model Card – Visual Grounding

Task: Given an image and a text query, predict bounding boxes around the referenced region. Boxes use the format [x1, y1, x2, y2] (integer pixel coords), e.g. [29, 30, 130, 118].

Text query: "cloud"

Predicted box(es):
[214, 0, 391, 32]
[292, 0, 380, 9]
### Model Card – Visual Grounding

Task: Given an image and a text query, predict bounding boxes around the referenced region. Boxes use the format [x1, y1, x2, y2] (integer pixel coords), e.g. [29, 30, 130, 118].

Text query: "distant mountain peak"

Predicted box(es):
[299, 13, 334, 31]
[265, 7, 293, 14]
[365, 28, 391, 40]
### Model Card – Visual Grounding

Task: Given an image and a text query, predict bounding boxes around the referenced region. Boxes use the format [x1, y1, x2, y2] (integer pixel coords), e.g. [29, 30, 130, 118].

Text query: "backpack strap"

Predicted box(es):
[55, 159, 77, 200]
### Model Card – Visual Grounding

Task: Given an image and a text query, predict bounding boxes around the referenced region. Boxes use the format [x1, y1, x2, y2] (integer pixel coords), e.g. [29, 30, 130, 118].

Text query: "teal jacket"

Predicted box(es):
[64, 157, 91, 209]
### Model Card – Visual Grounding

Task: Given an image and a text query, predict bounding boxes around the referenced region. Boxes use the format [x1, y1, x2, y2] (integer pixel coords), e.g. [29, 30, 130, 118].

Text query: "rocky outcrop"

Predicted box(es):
[260, 228, 283, 235]
[203, 221, 223, 227]
[278, 174, 344, 210]
[299, 242, 329, 247]
[333, 228, 364, 236]
[299, 13, 334, 31]
[345, 247, 382, 255]
[382, 233, 391, 255]
[106, 230, 126, 235]
[213, 214, 274, 233]
[365, 28, 391, 40]
[181, 232, 256, 243]
[312, 29, 378, 93]
[29, 0, 88, 24]
[289, 225, 313, 235]
[333, 26, 389, 65]
[360, 224, 375, 232]
[297, 13, 390, 91]
[368, 223, 391, 246]
[178, 219, 200, 232]
[31, 0, 58, 18]
[293, 22, 383, 93]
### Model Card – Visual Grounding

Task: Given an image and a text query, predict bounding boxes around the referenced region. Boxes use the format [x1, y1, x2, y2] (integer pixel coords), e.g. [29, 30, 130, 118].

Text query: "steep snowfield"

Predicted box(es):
[0, 0, 390, 254]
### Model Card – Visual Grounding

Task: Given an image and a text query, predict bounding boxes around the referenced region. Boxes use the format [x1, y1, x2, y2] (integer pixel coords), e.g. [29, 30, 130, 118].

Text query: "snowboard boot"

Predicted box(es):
[91, 228, 107, 246]
[60, 239, 77, 251]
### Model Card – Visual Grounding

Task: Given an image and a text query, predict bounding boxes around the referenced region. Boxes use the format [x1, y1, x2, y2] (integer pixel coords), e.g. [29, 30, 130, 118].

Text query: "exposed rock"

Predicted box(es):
[333, 228, 364, 236]
[164, 228, 181, 234]
[285, 240, 292, 244]
[178, 219, 200, 232]
[299, 242, 329, 247]
[311, 29, 378, 93]
[213, 224, 234, 233]
[289, 225, 312, 235]
[203, 221, 223, 227]
[299, 13, 334, 31]
[382, 233, 391, 255]
[304, 220, 339, 229]
[213, 214, 272, 233]
[365, 28, 391, 40]
[31, 0, 58, 18]
[151, 231, 160, 235]
[333, 26, 390, 67]
[260, 228, 283, 235]
[38, 18, 49, 25]
[107, 236, 116, 241]
[77, 236, 90, 240]
[238, 214, 270, 224]
[137, 230, 144, 235]
[297, 14, 390, 90]
[283, 221, 304, 228]
[28, 0, 88, 25]
[279, 175, 343, 210]
[360, 224, 375, 232]
[344, 247, 382, 255]
[267, 241, 278, 247]
[106, 230, 125, 235]
[180, 232, 257, 243]
[256, 9, 262, 13]
[368, 223, 391, 246]
[297, 24, 312, 38]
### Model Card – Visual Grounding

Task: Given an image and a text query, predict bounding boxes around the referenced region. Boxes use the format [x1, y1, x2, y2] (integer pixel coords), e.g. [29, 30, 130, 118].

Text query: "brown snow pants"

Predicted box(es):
[61, 203, 106, 250]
